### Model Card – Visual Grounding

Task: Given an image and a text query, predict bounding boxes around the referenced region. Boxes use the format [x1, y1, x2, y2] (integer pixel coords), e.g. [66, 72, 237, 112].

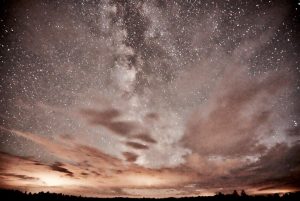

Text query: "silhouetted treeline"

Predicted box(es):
[1, 188, 300, 201]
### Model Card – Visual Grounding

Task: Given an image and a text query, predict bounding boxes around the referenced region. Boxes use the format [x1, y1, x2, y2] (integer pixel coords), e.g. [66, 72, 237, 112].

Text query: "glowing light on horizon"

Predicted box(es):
[37, 173, 80, 187]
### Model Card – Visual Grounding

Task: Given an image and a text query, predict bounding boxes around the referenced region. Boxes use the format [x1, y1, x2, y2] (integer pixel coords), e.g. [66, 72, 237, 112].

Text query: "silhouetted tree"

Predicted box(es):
[232, 190, 239, 197]
[241, 189, 248, 197]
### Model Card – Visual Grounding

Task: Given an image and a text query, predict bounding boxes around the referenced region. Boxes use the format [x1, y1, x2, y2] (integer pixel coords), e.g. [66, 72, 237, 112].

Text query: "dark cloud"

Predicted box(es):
[81, 172, 89, 176]
[0, 173, 38, 181]
[126, 141, 149, 150]
[145, 113, 159, 121]
[81, 109, 156, 144]
[123, 152, 138, 162]
[81, 108, 121, 124]
[81, 108, 137, 135]
[76, 145, 120, 165]
[91, 170, 101, 176]
[59, 134, 74, 140]
[108, 121, 137, 135]
[133, 133, 157, 144]
[222, 143, 300, 189]
[251, 143, 300, 182]
[0, 151, 39, 169]
[50, 162, 74, 177]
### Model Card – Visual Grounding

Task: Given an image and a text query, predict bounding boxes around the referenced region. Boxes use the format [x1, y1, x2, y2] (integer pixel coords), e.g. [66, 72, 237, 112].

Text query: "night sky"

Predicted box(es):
[0, 0, 300, 198]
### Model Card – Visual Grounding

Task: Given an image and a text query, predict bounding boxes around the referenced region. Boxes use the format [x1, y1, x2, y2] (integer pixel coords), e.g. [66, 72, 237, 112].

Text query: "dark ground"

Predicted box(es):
[1, 189, 300, 201]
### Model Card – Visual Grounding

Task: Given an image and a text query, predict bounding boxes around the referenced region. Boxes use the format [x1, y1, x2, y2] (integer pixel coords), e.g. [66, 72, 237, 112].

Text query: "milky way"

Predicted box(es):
[0, 0, 300, 197]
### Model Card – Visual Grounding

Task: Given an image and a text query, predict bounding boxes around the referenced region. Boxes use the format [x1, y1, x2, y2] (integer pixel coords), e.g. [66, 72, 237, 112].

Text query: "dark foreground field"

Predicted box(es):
[1, 189, 300, 201]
